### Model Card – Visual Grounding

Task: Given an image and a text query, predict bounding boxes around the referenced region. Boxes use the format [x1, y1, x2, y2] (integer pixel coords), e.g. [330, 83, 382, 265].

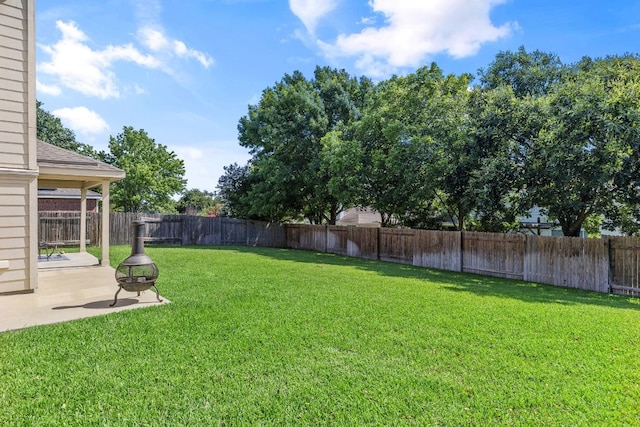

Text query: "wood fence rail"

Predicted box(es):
[39, 212, 639, 297]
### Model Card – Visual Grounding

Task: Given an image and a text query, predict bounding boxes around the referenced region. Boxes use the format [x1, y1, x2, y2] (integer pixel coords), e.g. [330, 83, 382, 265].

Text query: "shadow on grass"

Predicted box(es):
[165, 244, 640, 311]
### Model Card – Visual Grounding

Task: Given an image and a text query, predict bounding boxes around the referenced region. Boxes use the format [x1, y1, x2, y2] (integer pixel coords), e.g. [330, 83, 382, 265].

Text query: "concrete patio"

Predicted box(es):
[0, 252, 169, 333]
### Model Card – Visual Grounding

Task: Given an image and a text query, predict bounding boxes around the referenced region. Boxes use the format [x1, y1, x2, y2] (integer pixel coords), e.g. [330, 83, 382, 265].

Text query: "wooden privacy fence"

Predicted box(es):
[609, 237, 640, 295]
[284, 224, 635, 296]
[38, 212, 287, 247]
[38, 213, 640, 296]
[38, 212, 98, 245]
[112, 214, 287, 247]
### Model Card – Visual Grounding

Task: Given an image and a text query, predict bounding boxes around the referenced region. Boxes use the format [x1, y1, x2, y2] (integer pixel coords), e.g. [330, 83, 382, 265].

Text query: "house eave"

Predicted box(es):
[38, 167, 125, 189]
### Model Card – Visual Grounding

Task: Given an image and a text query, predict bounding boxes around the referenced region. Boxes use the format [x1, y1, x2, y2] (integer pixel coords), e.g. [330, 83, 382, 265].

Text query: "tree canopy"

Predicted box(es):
[104, 126, 186, 213]
[176, 189, 221, 215]
[220, 49, 640, 236]
[230, 66, 373, 224]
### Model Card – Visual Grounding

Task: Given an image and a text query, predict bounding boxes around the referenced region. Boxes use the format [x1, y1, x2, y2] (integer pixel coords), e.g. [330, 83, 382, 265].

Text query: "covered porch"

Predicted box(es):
[37, 140, 124, 268]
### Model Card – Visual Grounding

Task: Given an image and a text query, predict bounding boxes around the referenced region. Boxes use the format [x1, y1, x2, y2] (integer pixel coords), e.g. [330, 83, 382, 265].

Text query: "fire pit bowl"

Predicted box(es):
[115, 262, 159, 292]
[111, 220, 162, 306]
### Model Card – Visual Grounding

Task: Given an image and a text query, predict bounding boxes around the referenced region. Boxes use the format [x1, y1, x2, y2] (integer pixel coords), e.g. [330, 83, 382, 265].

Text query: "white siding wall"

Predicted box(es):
[0, 0, 37, 294]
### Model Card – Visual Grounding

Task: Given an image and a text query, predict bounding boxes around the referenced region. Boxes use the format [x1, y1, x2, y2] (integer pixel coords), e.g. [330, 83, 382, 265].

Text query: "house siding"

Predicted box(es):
[0, 0, 29, 170]
[0, 0, 37, 294]
[0, 174, 35, 293]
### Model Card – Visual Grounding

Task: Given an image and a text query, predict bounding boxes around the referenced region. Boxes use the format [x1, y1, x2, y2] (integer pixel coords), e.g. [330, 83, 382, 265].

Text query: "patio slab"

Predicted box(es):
[37, 251, 100, 269]
[0, 254, 169, 333]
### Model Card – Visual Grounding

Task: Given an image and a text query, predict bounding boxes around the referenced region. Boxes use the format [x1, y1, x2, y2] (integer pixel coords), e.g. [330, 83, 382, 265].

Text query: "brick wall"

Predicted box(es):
[38, 198, 98, 212]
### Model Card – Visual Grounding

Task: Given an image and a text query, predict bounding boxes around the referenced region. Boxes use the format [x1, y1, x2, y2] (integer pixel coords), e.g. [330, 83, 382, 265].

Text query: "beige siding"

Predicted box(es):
[0, 177, 33, 293]
[0, 77, 27, 94]
[0, 247, 27, 259]
[0, 0, 29, 170]
[0, 0, 36, 294]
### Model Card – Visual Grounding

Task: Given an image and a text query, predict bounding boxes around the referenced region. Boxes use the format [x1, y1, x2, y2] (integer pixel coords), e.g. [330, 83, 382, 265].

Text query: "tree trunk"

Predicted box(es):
[561, 223, 582, 237]
[381, 213, 392, 227]
[560, 211, 588, 237]
[457, 206, 465, 231]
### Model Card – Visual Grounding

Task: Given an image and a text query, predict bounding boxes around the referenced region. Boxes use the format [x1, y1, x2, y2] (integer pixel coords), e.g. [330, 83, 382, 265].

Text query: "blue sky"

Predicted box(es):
[36, 0, 640, 193]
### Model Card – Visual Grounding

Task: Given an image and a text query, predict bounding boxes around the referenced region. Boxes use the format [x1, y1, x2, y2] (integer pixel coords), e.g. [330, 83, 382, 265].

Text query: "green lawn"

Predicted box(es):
[1, 246, 639, 425]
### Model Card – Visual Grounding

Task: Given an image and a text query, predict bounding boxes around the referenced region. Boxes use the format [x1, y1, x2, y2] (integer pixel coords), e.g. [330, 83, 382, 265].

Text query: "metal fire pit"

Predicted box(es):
[111, 220, 162, 306]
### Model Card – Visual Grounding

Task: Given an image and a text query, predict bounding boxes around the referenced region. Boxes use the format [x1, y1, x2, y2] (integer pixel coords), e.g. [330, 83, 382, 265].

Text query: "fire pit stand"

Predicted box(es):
[111, 220, 162, 307]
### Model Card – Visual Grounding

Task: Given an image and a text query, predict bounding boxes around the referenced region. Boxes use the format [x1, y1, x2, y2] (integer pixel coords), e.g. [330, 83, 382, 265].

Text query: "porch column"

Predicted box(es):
[80, 187, 87, 253]
[101, 180, 110, 267]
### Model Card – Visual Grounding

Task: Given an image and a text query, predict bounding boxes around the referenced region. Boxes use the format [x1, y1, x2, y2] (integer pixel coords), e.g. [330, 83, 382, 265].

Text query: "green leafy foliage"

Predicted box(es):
[231, 67, 373, 224]
[176, 188, 219, 215]
[222, 50, 640, 235]
[104, 126, 186, 212]
[351, 64, 454, 227]
[217, 162, 262, 219]
[525, 55, 640, 236]
[478, 46, 565, 97]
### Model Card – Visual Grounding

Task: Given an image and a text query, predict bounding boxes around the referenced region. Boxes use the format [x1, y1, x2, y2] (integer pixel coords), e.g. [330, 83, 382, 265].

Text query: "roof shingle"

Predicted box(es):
[37, 140, 123, 174]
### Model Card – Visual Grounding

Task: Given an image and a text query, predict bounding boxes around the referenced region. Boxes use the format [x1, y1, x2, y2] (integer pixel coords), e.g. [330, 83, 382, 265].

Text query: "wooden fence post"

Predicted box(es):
[460, 231, 465, 273]
[606, 236, 612, 293]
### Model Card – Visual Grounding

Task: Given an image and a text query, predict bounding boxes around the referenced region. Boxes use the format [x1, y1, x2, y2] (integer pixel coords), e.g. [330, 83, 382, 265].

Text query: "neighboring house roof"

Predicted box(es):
[38, 188, 102, 200]
[37, 140, 125, 189]
[337, 207, 382, 226]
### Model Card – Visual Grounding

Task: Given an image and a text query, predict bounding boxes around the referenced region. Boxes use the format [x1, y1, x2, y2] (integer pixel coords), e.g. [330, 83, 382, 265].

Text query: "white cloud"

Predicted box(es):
[138, 26, 170, 51]
[52, 106, 110, 136]
[289, 0, 340, 35]
[38, 20, 214, 100]
[138, 26, 214, 68]
[39, 20, 161, 99]
[36, 79, 62, 96]
[318, 0, 515, 77]
[358, 16, 376, 26]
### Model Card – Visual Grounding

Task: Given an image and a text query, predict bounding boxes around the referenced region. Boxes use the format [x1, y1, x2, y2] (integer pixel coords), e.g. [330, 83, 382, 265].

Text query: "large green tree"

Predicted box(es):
[528, 55, 640, 236]
[217, 163, 259, 219]
[308, 67, 374, 223]
[465, 86, 547, 232]
[236, 67, 372, 224]
[421, 70, 476, 231]
[350, 64, 474, 229]
[350, 68, 436, 227]
[104, 126, 186, 212]
[601, 55, 640, 235]
[238, 70, 327, 222]
[471, 47, 566, 232]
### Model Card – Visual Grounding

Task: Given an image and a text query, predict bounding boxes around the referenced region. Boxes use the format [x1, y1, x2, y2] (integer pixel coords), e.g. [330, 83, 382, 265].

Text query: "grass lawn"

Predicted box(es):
[1, 245, 639, 425]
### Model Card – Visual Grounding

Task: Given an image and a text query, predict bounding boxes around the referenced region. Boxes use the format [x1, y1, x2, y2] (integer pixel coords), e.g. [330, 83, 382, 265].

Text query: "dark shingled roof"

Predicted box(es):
[38, 188, 102, 199]
[37, 140, 123, 174]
